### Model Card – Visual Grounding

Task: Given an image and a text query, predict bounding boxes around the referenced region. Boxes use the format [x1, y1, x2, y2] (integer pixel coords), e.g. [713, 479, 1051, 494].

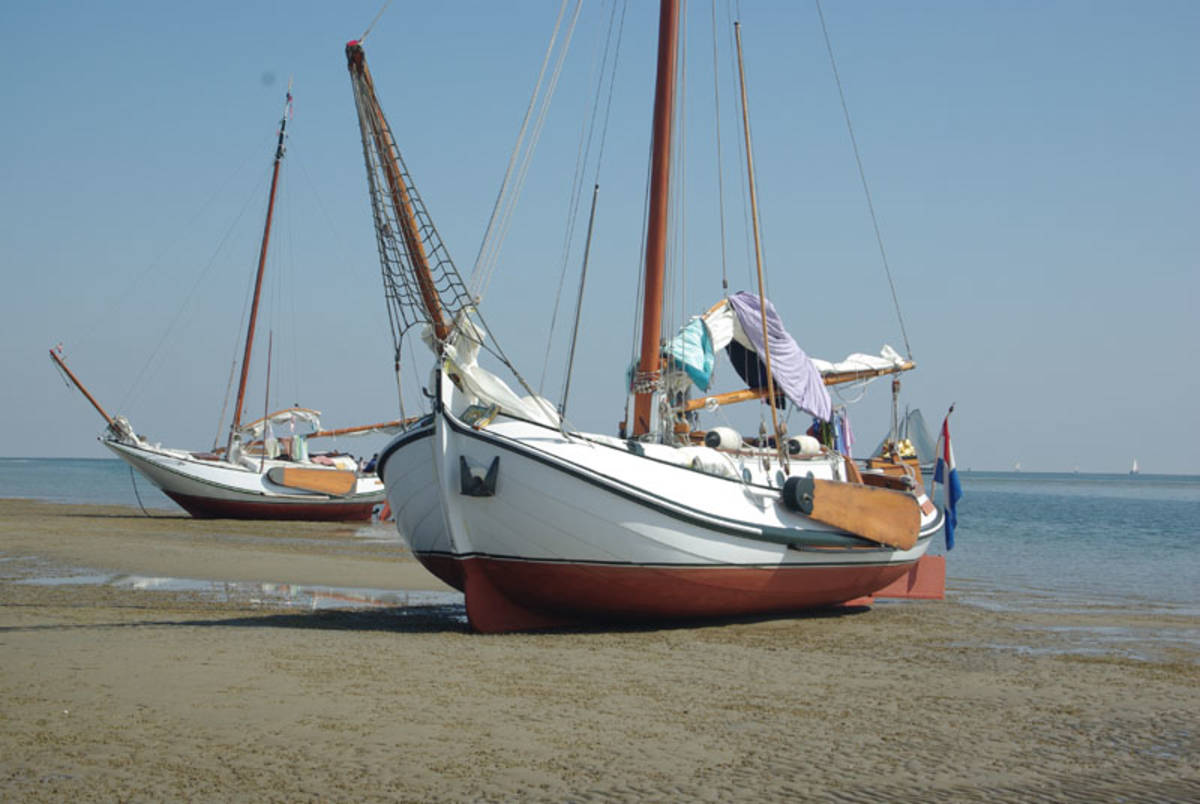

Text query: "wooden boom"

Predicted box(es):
[681, 361, 914, 413]
[308, 418, 420, 439]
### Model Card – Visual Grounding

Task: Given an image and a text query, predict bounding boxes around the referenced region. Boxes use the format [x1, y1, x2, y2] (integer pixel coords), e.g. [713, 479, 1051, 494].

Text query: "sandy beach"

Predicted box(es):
[1, 498, 1197, 801]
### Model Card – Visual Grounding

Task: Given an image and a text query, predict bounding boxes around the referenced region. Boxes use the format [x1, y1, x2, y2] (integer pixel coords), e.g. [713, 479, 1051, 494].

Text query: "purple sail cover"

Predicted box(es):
[727, 291, 831, 421]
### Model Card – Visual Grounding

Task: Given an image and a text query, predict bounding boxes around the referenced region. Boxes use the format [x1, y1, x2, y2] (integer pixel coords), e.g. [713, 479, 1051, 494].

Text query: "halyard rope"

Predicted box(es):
[815, 0, 913, 360]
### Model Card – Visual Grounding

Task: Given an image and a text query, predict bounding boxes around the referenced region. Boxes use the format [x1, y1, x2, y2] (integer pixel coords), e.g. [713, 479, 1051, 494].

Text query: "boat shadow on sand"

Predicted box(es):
[202, 602, 876, 635]
[60, 512, 190, 520]
[1, 603, 873, 637]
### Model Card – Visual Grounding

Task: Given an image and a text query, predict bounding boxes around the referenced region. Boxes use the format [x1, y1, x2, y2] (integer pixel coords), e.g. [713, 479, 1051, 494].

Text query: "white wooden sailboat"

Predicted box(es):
[51, 88, 407, 520]
[1130, 459, 1140, 475]
[348, 3, 944, 631]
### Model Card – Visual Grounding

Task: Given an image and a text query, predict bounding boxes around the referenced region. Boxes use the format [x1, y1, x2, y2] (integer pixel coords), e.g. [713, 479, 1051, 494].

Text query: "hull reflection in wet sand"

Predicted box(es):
[17, 569, 464, 614]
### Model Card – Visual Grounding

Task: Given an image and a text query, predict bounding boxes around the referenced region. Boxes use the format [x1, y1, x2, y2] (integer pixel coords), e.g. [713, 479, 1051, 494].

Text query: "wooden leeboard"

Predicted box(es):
[267, 467, 357, 496]
[809, 478, 920, 550]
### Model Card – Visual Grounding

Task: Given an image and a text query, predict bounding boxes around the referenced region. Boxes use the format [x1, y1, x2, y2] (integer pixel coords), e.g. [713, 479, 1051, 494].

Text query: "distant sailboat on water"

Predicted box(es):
[1130, 459, 1140, 475]
[1014, 462, 1022, 472]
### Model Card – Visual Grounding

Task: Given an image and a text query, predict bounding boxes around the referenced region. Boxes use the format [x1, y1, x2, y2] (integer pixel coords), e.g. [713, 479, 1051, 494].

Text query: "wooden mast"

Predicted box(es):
[229, 84, 291, 449]
[735, 21, 785, 460]
[345, 41, 449, 343]
[631, 0, 680, 437]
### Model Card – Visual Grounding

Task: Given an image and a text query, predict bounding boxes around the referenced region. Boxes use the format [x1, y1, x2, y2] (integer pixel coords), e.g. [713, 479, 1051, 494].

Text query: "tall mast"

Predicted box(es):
[735, 21, 785, 460]
[631, 0, 680, 438]
[345, 41, 449, 343]
[229, 84, 292, 448]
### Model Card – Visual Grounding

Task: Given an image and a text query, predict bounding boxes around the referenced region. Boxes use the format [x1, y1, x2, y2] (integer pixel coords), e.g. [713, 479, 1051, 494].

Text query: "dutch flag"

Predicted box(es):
[933, 406, 962, 550]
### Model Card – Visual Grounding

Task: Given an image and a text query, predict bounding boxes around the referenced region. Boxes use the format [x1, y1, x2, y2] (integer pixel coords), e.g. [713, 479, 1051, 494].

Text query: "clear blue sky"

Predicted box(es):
[2, 1, 1196, 474]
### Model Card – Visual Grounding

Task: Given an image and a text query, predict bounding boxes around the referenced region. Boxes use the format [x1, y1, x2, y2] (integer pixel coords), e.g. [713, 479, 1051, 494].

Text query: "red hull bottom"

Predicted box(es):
[416, 553, 924, 633]
[164, 490, 377, 522]
[872, 555, 946, 600]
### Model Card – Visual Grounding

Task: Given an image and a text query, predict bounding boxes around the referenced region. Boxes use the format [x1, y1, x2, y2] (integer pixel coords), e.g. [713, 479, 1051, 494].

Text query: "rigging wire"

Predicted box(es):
[214, 179, 274, 448]
[723, 5, 755, 292]
[736, 19, 787, 464]
[468, 0, 569, 295]
[711, 0, 730, 294]
[592, 1, 626, 181]
[540, 0, 624, 393]
[545, 0, 626, 416]
[74, 133, 272, 353]
[212, 359, 239, 450]
[561, 1, 628, 422]
[560, 183, 600, 419]
[271, 157, 300, 417]
[359, 0, 393, 43]
[215, 167, 282, 444]
[291, 142, 397, 411]
[670, 0, 689, 375]
[471, 0, 583, 303]
[659, 0, 691, 443]
[623, 131, 655, 435]
[119, 168, 272, 414]
[814, 0, 913, 360]
[480, 2, 584, 301]
[392, 337, 407, 422]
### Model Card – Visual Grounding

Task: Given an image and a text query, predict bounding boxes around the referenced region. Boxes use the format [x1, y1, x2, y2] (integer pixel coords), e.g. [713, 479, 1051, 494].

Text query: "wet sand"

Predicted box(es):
[2, 498, 1198, 801]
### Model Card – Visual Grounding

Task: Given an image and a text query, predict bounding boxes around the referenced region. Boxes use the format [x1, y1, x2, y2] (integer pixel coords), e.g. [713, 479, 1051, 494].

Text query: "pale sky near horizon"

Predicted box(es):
[2, 1, 1196, 474]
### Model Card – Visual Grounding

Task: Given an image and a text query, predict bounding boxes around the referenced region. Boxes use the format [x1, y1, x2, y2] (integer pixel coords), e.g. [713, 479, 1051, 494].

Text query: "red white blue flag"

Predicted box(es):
[933, 406, 962, 550]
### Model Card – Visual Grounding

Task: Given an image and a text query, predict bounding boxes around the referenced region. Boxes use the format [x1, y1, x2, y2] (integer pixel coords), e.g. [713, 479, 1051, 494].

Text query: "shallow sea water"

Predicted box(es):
[940, 471, 1200, 613]
[1, 456, 178, 510]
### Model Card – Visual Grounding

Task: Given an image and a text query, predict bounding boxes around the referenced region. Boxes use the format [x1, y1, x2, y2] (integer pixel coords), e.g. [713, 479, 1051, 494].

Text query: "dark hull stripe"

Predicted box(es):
[164, 490, 377, 521]
[415, 548, 915, 572]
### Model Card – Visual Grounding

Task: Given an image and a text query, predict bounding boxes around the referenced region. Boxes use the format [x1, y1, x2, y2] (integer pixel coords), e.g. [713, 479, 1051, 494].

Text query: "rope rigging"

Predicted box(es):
[348, 45, 476, 348]
[711, 0, 730, 294]
[347, 39, 565, 431]
[120, 166, 272, 417]
[540, 0, 628, 394]
[470, 0, 584, 304]
[814, 0, 913, 360]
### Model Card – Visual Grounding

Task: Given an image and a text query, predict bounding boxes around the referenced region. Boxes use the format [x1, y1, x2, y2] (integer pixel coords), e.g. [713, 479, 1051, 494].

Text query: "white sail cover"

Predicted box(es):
[811, 344, 907, 375]
[425, 314, 560, 428]
[703, 295, 832, 420]
[238, 408, 322, 440]
[704, 300, 906, 378]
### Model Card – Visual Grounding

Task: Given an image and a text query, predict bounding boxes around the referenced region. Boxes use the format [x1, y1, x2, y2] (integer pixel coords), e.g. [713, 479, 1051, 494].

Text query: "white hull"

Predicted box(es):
[104, 437, 384, 521]
[379, 373, 940, 631]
